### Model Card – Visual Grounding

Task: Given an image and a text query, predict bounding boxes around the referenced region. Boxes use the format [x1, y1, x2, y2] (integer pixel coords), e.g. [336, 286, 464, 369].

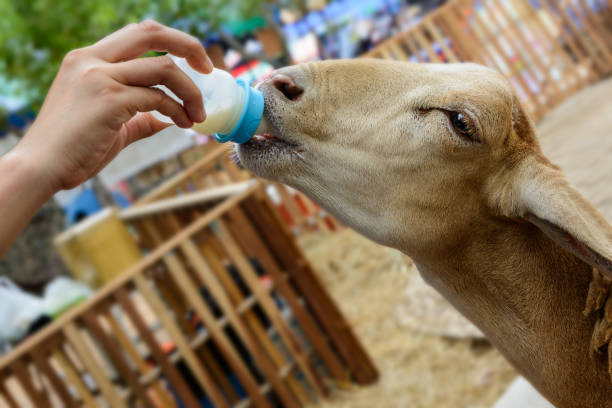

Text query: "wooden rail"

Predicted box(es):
[121, 181, 256, 221]
[135, 143, 339, 236]
[137, 144, 246, 205]
[0, 182, 376, 407]
[363, 0, 612, 122]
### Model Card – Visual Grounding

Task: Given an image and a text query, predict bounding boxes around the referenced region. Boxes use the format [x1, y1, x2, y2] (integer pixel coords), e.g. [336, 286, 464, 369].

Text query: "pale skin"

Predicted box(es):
[0, 21, 213, 256]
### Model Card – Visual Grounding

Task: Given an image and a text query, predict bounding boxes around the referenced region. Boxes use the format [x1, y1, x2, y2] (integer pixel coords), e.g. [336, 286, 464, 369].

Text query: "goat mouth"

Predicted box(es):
[232, 130, 303, 172]
[244, 131, 301, 154]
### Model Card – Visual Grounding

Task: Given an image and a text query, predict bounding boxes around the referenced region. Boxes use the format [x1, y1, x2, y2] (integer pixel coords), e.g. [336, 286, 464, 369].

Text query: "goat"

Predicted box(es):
[235, 59, 612, 407]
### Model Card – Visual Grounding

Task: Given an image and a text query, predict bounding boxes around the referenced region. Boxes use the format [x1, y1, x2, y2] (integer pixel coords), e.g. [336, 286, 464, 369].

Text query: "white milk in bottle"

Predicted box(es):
[152, 55, 266, 143]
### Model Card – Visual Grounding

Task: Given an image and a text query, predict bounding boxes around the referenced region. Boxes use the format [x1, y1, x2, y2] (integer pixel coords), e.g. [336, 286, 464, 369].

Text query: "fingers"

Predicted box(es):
[109, 56, 205, 123]
[93, 20, 213, 73]
[122, 86, 193, 128]
[122, 112, 171, 145]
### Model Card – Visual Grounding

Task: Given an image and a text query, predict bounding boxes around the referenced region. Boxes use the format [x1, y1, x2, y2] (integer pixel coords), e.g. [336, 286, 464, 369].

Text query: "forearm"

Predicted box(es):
[0, 147, 57, 257]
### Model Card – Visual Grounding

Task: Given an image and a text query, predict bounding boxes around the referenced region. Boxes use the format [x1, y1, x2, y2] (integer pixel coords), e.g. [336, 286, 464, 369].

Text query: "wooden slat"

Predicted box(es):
[463, 0, 542, 118]
[138, 144, 230, 205]
[115, 288, 199, 408]
[223, 156, 249, 182]
[437, 7, 486, 63]
[181, 236, 312, 404]
[379, 47, 394, 60]
[401, 32, 425, 62]
[571, 0, 612, 62]
[227, 205, 348, 383]
[53, 349, 97, 408]
[11, 360, 47, 408]
[193, 232, 311, 404]
[132, 274, 231, 408]
[140, 209, 248, 407]
[411, 26, 443, 63]
[552, 0, 610, 74]
[145, 210, 247, 408]
[215, 219, 329, 397]
[154, 265, 198, 336]
[63, 322, 127, 408]
[161, 253, 276, 407]
[491, 0, 562, 102]
[0, 373, 19, 408]
[522, 0, 584, 94]
[539, 0, 598, 82]
[121, 181, 255, 221]
[424, 17, 460, 62]
[198, 346, 241, 404]
[388, 41, 410, 61]
[83, 310, 157, 408]
[103, 309, 177, 408]
[30, 349, 77, 408]
[199, 239, 246, 301]
[243, 192, 378, 385]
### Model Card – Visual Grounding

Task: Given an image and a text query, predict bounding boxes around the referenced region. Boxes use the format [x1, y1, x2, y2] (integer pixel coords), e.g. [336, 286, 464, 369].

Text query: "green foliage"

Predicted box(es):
[0, 0, 274, 112]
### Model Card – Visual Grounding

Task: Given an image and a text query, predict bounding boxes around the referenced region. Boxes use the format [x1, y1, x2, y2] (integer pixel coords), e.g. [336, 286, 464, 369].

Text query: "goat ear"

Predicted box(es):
[504, 158, 612, 279]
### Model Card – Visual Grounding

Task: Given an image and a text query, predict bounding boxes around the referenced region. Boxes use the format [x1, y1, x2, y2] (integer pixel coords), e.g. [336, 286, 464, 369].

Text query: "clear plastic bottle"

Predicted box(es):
[152, 55, 265, 143]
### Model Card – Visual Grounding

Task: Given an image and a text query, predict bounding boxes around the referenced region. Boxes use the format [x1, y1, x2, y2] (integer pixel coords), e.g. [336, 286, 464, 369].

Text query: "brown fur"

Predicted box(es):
[236, 60, 612, 407]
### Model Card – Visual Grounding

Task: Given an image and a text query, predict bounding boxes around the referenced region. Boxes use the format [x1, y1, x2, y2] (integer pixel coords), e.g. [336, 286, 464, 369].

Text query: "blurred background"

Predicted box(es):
[1, 0, 442, 288]
[0, 0, 611, 407]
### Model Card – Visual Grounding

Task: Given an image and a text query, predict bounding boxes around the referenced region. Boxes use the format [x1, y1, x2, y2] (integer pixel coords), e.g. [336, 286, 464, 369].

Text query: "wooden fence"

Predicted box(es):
[137, 144, 338, 236]
[136, 145, 250, 205]
[364, 0, 612, 121]
[0, 182, 376, 407]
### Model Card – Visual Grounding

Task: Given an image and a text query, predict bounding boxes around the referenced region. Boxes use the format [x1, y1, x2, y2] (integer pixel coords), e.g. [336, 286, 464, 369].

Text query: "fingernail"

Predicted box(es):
[205, 55, 214, 72]
[188, 106, 205, 123]
[197, 108, 206, 123]
[176, 116, 192, 128]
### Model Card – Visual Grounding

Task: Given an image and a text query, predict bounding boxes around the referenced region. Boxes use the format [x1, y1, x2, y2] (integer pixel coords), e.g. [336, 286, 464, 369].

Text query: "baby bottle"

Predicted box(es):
[152, 55, 265, 144]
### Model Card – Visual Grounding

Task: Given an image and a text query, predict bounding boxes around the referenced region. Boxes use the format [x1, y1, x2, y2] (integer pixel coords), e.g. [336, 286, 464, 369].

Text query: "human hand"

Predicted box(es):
[12, 20, 213, 192]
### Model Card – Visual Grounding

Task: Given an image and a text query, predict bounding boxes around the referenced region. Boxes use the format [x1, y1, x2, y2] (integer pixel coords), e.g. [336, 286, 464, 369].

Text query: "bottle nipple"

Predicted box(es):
[214, 80, 264, 144]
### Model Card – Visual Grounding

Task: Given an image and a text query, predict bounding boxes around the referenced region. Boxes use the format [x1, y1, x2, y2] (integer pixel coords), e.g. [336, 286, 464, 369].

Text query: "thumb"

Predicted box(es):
[122, 112, 173, 146]
[88, 113, 172, 178]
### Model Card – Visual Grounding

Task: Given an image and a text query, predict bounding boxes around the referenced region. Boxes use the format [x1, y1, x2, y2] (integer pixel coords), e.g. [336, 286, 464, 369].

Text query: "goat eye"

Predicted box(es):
[448, 111, 476, 141]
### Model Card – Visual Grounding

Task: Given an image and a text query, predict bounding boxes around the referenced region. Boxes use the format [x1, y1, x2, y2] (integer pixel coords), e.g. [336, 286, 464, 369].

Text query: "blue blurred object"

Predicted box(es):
[1, 109, 36, 136]
[7, 113, 26, 129]
[282, 0, 404, 60]
[305, 11, 326, 34]
[64, 188, 103, 225]
[110, 190, 131, 209]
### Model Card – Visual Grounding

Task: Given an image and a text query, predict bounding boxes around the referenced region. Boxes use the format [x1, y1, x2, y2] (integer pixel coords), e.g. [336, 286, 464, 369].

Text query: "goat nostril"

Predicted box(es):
[272, 74, 304, 101]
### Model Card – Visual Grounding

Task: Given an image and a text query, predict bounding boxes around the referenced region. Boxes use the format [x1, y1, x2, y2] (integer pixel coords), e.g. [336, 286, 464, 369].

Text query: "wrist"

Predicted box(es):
[1, 145, 58, 202]
[0, 143, 59, 257]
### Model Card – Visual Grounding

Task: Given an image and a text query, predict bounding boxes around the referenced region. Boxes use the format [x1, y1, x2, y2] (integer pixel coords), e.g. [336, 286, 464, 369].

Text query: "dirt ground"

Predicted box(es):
[301, 231, 516, 408]
[538, 77, 612, 220]
[300, 77, 612, 408]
